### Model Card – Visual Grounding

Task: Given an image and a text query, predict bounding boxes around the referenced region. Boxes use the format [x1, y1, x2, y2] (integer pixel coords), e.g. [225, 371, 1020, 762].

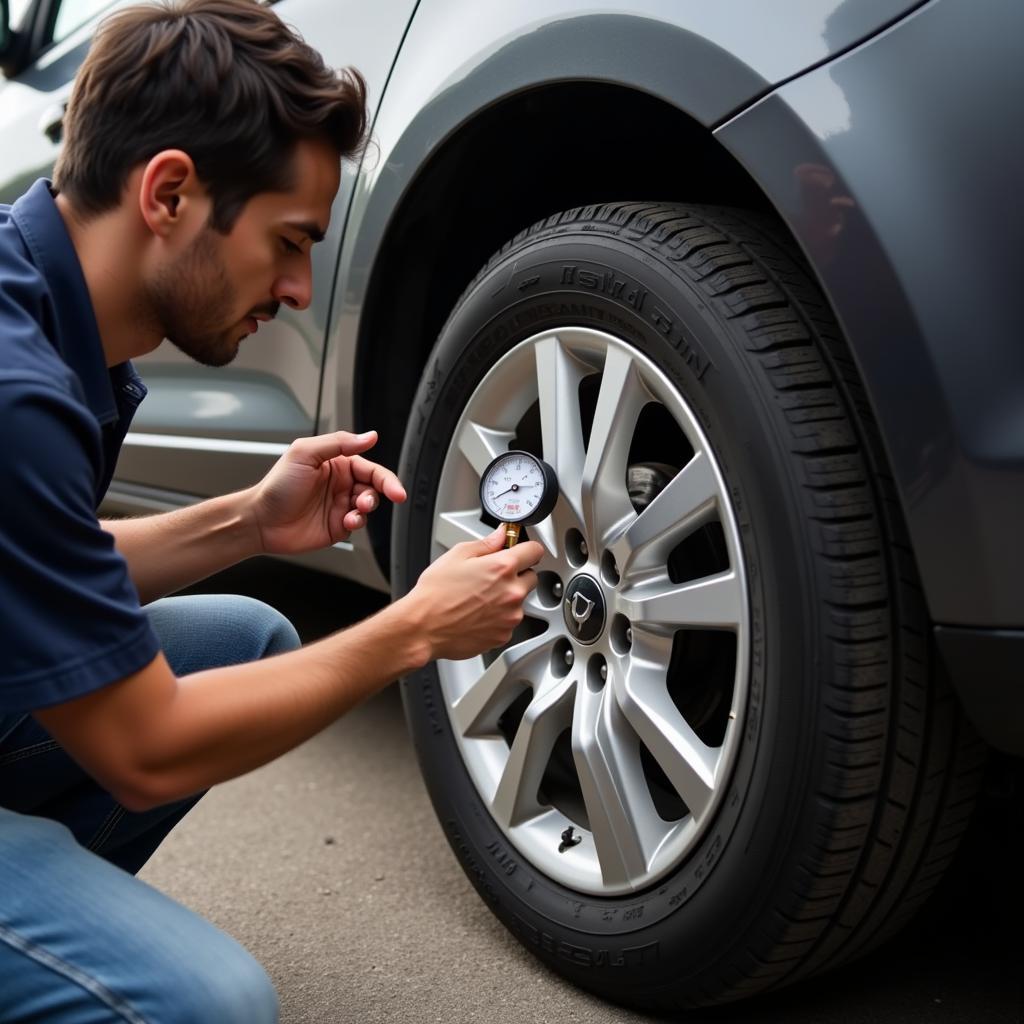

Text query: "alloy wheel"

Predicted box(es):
[431, 327, 749, 896]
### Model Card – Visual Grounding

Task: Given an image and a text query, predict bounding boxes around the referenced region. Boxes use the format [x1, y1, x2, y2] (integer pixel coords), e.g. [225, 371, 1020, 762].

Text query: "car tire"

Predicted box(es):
[391, 202, 985, 1010]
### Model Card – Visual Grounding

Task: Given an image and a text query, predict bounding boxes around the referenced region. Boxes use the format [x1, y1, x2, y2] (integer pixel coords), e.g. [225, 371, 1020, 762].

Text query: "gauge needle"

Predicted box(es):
[491, 480, 540, 501]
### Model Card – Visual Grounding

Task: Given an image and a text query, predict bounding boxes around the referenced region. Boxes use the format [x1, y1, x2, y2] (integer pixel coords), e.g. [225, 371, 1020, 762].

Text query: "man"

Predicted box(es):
[0, 1, 543, 1020]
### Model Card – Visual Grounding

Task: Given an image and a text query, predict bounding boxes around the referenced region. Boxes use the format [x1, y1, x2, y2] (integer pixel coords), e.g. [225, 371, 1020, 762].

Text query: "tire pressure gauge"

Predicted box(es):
[479, 451, 559, 547]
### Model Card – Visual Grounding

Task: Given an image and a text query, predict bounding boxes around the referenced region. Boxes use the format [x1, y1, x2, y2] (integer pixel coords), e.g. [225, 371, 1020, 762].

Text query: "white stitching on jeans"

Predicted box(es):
[87, 804, 127, 853]
[0, 921, 150, 1024]
[0, 740, 61, 766]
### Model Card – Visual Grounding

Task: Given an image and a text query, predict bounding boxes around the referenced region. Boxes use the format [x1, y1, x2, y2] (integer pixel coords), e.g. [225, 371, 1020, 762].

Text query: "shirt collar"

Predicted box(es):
[10, 179, 118, 425]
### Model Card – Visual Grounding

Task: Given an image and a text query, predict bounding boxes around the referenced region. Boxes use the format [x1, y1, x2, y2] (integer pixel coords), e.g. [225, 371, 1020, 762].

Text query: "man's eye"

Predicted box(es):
[282, 238, 302, 254]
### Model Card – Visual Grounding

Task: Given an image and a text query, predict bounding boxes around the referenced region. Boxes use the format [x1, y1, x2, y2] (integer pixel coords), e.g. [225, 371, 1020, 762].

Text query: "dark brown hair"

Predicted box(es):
[53, 0, 367, 231]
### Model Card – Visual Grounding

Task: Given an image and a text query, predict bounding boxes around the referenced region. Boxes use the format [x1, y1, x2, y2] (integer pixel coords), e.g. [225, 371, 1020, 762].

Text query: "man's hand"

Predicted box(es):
[249, 430, 406, 555]
[404, 526, 545, 662]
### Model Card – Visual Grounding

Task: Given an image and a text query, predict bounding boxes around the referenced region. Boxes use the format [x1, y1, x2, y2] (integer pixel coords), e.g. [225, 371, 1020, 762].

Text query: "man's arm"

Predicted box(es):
[35, 529, 544, 810]
[102, 490, 260, 605]
[104, 430, 402, 604]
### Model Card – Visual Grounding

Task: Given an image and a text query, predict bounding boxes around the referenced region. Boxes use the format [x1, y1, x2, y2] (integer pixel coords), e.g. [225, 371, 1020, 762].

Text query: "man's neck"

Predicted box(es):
[54, 193, 164, 367]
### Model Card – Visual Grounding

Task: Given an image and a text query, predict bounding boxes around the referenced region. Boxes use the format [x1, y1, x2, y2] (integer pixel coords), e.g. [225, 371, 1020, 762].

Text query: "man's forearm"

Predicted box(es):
[102, 489, 260, 604]
[35, 527, 541, 812]
[35, 594, 434, 810]
[126, 596, 431, 805]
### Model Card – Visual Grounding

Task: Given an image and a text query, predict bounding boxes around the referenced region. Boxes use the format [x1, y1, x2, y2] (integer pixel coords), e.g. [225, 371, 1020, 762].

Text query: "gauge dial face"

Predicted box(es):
[480, 452, 552, 523]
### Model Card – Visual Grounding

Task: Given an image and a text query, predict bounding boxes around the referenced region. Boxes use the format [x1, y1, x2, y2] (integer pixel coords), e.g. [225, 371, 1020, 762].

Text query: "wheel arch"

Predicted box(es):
[352, 82, 776, 573]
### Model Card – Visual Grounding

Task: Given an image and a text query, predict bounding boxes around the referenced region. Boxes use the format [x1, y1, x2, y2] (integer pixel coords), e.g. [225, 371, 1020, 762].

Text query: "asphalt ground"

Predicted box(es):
[139, 558, 1023, 1024]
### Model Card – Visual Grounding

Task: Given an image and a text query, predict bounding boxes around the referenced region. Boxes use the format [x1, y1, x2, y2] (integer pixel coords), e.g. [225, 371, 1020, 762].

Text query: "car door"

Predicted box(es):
[0, 0, 119, 204]
[0, 0, 419, 534]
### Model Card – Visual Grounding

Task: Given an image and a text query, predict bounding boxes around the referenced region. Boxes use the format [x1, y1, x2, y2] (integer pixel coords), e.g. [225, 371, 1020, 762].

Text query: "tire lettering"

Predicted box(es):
[560, 264, 648, 312]
[444, 820, 500, 904]
[485, 839, 518, 876]
[422, 685, 444, 735]
[668, 886, 689, 907]
[650, 305, 674, 337]
[510, 915, 659, 968]
[681, 341, 711, 382]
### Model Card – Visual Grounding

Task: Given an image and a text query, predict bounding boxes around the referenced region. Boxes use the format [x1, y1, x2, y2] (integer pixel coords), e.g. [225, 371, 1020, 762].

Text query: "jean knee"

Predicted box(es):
[147, 594, 301, 675]
[228, 595, 301, 659]
[212, 598, 299, 659]
[162, 939, 278, 1024]
[258, 601, 301, 657]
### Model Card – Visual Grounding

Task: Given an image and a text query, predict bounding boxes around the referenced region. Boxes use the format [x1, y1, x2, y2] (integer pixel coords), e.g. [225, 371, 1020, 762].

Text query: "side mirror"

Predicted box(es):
[0, 1, 10, 57]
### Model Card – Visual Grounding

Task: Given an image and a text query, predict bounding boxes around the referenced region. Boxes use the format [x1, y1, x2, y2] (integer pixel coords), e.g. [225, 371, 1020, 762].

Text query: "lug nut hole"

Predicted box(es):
[610, 615, 633, 655]
[601, 550, 620, 586]
[566, 529, 588, 568]
[537, 572, 564, 609]
[552, 638, 574, 678]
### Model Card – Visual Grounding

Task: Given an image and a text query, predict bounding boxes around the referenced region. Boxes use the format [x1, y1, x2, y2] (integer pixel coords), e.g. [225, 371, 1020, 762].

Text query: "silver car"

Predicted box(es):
[2, 0, 1021, 1010]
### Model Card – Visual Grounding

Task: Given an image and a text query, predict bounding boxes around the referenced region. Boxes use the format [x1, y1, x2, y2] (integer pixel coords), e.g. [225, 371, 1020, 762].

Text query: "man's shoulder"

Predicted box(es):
[0, 373, 101, 487]
[0, 204, 78, 397]
[0, 194, 41, 285]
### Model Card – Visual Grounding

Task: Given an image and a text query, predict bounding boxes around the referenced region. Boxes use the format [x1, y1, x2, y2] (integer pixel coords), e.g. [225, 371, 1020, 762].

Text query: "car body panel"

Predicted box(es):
[318, 0, 925, 586]
[2, 0, 1019, 736]
[715, 0, 1024, 629]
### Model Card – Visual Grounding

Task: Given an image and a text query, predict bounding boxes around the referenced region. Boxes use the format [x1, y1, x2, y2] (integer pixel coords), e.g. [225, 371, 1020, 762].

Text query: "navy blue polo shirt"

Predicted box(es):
[0, 179, 160, 712]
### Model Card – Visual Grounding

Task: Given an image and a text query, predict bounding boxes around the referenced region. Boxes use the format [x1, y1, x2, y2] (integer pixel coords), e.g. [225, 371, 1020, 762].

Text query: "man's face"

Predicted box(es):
[147, 138, 340, 367]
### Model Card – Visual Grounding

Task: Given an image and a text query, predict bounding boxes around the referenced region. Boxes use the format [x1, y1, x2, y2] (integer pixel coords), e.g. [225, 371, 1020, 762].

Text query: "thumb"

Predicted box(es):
[467, 525, 507, 557]
[292, 430, 378, 466]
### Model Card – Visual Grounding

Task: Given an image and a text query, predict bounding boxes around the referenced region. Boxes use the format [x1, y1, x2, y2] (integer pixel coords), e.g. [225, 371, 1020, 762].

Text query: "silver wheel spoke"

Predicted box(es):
[491, 677, 575, 828]
[581, 346, 649, 549]
[616, 652, 717, 819]
[435, 509, 490, 550]
[535, 335, 587, 523]
[450, 631, 555, 737]
[458, 420, 517, 476]
[523, 590, 553, 620]
[435, 326, 749, 896]
[620, 569, 742, 632]
[610, 451, 719, 578]
[573, 683, 663, 888]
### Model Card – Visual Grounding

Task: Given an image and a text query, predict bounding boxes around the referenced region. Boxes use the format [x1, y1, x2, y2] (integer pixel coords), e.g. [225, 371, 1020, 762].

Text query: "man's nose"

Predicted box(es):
[272, 267, 313, 311]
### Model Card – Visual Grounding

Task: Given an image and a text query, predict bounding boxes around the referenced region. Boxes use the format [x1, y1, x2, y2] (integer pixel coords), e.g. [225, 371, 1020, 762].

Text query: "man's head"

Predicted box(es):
[53, 0, 366, 366]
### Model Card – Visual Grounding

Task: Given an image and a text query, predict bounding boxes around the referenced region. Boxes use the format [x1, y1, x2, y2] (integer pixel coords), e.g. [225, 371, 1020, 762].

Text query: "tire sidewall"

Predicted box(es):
[393, 231, 822, 990]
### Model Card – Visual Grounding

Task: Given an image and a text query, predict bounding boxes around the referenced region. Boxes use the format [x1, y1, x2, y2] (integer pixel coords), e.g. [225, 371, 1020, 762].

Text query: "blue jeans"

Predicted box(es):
[0, 594, 300, 1024]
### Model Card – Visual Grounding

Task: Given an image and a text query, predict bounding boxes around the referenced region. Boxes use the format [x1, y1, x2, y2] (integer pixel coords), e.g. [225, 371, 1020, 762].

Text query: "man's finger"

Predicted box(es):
[518, 568, 539, 594]
[341, 509, 364, 532]
[465, 525, 507, 558]
[292, 430, 378, 466]
[353, 484, 378, 513]
[507, 540, 545, 572]
[348, 454, 407, 503]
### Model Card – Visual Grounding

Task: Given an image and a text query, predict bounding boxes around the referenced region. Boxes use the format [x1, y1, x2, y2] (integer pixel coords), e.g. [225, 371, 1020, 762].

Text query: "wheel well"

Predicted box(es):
[357, 82, 772, 571]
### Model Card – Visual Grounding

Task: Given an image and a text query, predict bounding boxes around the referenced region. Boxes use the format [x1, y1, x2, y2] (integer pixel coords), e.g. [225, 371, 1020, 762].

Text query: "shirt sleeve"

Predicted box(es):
[0, 377, 160, 711]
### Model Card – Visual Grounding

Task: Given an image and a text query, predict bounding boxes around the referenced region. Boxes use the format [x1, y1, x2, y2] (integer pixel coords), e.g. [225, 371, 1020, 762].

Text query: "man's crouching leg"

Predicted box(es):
[0, 594, 301, 876]
[147, 592, 302, 675]
[0, 809, 278, 1024]
[99, 592, 304, 871]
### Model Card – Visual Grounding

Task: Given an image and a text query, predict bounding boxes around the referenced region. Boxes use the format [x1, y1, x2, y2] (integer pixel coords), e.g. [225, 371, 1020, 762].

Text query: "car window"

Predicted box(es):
[52, 0, 115, 43]
[8, 0, 34, 28]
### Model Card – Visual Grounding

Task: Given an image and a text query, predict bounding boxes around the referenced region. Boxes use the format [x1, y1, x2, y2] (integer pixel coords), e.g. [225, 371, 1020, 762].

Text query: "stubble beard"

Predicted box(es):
[147, 228, 242, 368]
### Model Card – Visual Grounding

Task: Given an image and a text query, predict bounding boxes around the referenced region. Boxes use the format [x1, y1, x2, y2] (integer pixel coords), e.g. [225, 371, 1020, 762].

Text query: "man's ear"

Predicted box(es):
[138, 150, 209, 239]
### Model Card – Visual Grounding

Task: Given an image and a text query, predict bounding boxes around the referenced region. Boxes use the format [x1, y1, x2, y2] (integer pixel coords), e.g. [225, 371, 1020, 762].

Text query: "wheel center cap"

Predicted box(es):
[563, 574, 606, 645]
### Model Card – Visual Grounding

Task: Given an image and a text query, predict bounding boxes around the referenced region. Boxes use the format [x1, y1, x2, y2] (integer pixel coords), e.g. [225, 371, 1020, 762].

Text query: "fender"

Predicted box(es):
[319, 0, 924, 472]
[714, 0, 1024, 629]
